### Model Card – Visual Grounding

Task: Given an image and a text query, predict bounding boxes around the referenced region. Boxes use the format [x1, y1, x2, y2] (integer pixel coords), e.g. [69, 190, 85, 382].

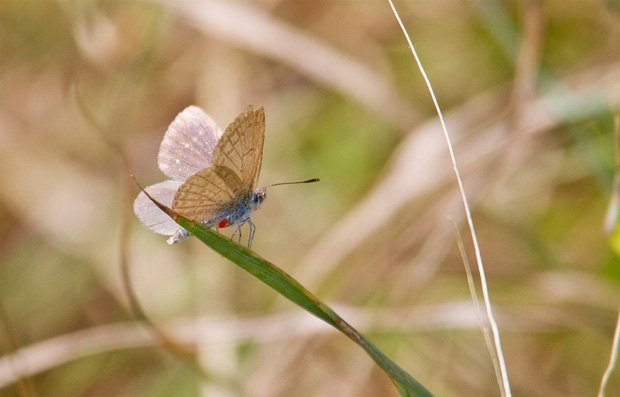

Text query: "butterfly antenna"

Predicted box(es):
[264, 178, 319, 189]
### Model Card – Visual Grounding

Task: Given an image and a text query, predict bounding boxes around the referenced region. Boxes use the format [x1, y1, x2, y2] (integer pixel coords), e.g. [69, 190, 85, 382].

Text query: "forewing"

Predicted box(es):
[158, 106, 224, 181]
[172, 166, 246, 222]
[133, 180, 184, 236]
[213, 105, 265, 190]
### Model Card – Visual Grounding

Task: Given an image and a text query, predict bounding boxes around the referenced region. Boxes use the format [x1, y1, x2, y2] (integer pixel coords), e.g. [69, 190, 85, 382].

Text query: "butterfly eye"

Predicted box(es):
[253, 189, 266, 205]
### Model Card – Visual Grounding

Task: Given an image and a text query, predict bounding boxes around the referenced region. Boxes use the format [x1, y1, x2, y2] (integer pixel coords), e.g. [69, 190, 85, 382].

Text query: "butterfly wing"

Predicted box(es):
[158, 106, 224, 181]
[133, 180, 185, 236]
[172, 165, 246, 222]
[212, 105, 265, 191]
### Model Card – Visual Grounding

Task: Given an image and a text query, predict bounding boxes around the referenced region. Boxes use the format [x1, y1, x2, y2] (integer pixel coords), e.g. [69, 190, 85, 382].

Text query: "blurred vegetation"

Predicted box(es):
[1, 0, 620, 396]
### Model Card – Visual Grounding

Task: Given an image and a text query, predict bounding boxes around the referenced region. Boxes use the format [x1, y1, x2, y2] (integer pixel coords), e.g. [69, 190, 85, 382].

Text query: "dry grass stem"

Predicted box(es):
[598, 309, 620, 397]
[164, 0, 417, 131]
[387, 1, 511, 394]
[0, 301, 596, 389]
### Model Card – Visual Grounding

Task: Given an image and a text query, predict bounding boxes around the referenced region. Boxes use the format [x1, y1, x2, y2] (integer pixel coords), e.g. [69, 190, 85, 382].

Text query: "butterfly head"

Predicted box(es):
[251, 187, 267, 211]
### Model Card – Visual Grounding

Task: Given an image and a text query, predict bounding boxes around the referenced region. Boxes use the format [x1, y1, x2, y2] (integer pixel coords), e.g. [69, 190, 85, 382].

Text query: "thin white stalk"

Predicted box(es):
[598, 308, 620, 397]
[387, 1, 512, 395]
[449, 219, 504, 396]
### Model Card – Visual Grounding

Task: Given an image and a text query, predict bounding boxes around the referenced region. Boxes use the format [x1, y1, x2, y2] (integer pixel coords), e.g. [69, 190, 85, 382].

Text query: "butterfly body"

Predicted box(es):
[165, 187, 265, 245]
[220, 187, 266, 228]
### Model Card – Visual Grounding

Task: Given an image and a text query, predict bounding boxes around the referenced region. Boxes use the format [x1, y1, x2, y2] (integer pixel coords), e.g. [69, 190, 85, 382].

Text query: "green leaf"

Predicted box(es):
[137, 185, 432, 396]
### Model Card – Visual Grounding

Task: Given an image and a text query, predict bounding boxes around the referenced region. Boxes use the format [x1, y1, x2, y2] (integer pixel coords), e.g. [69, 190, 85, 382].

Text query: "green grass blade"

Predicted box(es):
[179, 217, 432, 397]
[135, 184, 432, 396]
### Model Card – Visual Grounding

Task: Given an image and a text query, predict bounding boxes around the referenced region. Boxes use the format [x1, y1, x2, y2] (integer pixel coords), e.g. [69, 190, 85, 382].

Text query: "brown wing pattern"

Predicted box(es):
[172, 166, 245, 221]
[213, 105, 265, 191]
[250, 107, 265, 189]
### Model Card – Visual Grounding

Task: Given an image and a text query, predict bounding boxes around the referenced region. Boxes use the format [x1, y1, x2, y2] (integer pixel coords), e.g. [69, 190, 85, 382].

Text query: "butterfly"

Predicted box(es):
[133, 105, 318, 247]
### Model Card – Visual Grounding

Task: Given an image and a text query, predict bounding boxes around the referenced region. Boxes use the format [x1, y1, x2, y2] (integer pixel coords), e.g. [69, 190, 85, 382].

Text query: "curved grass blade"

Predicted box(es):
[134, 179, 433, 397]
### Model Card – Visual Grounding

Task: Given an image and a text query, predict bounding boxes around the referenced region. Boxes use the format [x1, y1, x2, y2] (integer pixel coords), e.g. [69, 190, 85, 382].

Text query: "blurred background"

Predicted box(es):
[1, 0, 620, 396]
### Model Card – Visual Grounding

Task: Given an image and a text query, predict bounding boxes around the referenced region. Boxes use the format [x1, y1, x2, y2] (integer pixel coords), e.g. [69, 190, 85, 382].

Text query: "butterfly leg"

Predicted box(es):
[231, 226, 241, 243]
[247, 220, 256, 248]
